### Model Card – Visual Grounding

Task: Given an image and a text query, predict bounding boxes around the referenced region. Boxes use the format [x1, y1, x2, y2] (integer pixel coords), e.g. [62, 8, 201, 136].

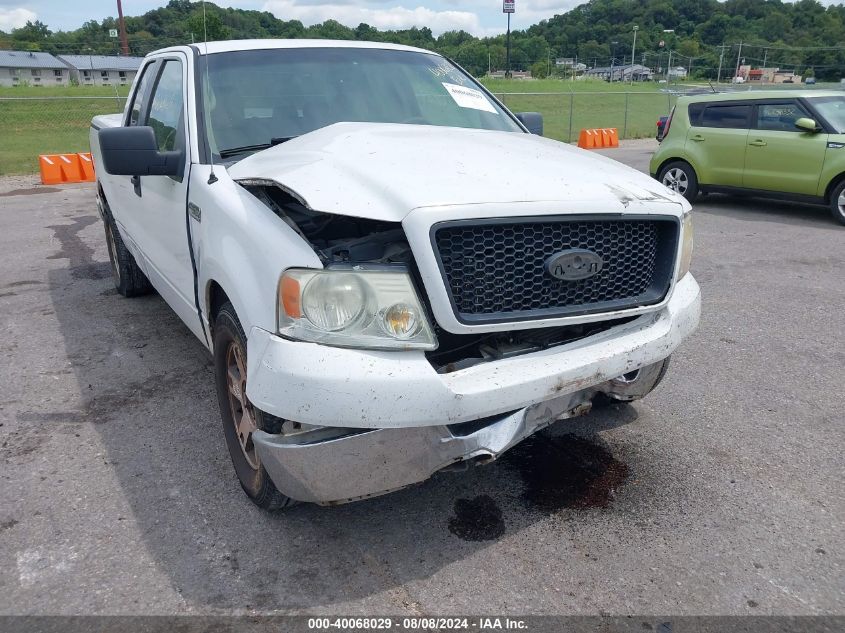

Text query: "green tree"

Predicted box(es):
[530, 60, 550, 78]
[185, 11, 230, 41]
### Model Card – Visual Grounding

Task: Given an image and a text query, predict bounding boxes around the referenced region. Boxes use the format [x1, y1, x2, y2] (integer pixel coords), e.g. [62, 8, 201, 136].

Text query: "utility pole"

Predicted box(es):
[716, 44, 725, 83]
[116, 0, 129, 55]
[667, 49, 673, 83]
[734, 40, 743, 82]
[630, 25, 638, 84]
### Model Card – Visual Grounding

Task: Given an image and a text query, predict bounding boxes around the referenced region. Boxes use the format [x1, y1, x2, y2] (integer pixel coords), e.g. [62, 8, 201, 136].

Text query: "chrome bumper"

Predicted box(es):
[252, 362, 666, 505]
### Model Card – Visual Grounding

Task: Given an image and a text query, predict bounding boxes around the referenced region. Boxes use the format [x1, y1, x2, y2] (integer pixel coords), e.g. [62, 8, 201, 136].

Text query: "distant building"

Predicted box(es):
[0, 50, 69, 87]
[773, 70, 797, 83]
[584, 63, 653, 82]
[487, 70, 532, 79]
[740, 65, 796, 84]
[57, 55, 143, 87]
[667, 66, 688, 79]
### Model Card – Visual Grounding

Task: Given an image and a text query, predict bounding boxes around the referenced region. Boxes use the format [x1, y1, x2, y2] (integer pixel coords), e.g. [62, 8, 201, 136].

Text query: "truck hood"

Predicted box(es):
[228, 122, 683, 222]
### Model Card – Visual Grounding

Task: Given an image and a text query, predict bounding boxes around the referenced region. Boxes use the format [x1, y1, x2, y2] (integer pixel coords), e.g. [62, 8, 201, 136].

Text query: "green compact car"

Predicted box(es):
[650, 90, 845, 225]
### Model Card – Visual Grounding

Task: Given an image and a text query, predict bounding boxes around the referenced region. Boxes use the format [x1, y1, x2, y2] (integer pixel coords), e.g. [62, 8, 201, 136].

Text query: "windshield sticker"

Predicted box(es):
[429, 61, 468, 85]
[442, 82, 497, 113]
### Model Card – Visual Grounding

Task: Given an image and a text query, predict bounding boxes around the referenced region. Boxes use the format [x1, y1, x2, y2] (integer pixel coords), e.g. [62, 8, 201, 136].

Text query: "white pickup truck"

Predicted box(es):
[90, 39, 700, 509]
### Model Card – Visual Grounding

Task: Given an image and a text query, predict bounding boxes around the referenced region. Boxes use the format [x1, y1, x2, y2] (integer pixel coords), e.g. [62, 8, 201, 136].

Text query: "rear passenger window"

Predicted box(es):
[756, 102, 811, 131]
[699, 104, 751, 129]
[688, 103, 705, 126]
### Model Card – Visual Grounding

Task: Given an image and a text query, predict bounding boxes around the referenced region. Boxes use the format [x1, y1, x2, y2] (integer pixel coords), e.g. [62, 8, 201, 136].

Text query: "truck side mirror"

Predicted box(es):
[794, 117, 820, 133]
[516, 112, 544, 136]
[99, 126, 183, 178]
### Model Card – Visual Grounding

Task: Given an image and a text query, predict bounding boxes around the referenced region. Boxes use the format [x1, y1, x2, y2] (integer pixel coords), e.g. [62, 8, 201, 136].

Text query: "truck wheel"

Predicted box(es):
[658, 161, 698, 202]
[103, 211, 152, 297]
[213, 302, 295, 510]
[829, 180, 845, 226]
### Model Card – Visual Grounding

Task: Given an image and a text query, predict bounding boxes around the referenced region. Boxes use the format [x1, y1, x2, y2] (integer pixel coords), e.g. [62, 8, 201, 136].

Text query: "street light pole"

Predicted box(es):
[630, 25, 638, 84]
[506, 12, 511, 78]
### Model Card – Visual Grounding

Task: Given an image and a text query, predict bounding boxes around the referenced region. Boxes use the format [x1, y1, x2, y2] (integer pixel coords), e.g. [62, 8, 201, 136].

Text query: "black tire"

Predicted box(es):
[213, 302, 295, 510]
[828, 180, 845, 226]
[658, 161, 699, 202]
[102, 203, 153, 297]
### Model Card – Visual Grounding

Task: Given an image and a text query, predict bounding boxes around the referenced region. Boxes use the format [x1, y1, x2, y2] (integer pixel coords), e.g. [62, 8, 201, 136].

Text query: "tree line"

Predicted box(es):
[3, 0, 845, 80]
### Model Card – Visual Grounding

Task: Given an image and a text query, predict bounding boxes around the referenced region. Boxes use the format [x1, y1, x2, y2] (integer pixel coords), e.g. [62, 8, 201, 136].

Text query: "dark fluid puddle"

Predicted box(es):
[448, 494, 505, 541]
[504, 433, 629, 512]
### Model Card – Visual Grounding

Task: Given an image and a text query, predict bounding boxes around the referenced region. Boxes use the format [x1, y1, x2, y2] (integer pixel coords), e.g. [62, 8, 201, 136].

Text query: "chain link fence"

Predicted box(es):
[0, 91, 677, 176]
[493, 91, 676, 143]
[1, 95, 127, 175]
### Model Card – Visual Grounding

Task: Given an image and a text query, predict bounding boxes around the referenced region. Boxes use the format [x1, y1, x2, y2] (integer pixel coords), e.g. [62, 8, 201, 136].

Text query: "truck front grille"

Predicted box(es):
[431, 216, 679, 324]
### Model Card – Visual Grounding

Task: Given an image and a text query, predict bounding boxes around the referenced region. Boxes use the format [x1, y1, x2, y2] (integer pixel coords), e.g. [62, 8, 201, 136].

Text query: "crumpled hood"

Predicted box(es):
[228, 122, 684, 221]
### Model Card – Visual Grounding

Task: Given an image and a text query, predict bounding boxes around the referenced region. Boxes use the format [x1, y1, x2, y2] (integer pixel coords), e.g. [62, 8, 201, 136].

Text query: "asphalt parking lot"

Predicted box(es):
[0, 140, 842, 617]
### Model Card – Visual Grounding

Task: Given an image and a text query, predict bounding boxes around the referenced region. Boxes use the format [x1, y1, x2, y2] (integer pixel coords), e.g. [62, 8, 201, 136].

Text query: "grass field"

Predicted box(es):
[1, 79, 677, 175]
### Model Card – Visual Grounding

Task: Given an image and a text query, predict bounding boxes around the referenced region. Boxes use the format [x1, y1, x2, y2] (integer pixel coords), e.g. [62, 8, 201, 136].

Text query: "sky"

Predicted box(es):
[0, 0, 584, 37]
[1, 0, 843, 38]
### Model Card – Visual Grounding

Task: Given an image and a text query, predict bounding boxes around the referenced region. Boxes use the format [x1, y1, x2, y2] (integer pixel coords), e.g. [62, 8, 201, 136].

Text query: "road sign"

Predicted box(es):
[109, 29, 118, 38]
[503, 0, 515, 13]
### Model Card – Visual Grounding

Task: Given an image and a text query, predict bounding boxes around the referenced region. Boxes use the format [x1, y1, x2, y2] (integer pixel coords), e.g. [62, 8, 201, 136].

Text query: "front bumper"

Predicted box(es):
[247, 273, 700, 429]
[246, 274, 700, 504]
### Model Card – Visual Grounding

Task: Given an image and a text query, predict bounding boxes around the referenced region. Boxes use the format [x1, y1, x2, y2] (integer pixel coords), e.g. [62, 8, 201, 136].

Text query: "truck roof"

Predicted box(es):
[151, 39, 440, 58]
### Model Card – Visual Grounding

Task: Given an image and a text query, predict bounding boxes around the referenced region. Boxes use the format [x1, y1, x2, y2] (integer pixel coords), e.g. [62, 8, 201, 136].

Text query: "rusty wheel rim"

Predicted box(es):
[105, 223, 121, 285]
[226, 339, 260, 470]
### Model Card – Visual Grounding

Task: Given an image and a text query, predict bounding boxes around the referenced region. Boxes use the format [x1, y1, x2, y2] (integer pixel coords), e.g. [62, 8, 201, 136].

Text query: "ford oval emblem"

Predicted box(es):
[544, 249, 603, 281]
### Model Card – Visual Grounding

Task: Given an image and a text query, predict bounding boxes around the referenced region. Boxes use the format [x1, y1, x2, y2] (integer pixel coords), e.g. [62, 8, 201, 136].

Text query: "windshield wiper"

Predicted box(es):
[219, 136, 296, 159]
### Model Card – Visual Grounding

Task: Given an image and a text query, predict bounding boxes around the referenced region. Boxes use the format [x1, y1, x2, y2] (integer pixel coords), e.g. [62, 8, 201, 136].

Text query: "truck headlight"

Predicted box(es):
[278, 268, 437, 350]
[676, 212, 694, 281]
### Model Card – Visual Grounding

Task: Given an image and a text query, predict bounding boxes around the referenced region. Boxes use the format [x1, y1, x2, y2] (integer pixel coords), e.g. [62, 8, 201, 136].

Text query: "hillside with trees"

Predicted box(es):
[2, 0, 845, 80]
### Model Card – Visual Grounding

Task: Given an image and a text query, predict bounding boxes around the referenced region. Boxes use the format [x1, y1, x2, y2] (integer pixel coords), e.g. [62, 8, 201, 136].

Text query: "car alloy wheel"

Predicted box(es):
[662, 167, 689, 195]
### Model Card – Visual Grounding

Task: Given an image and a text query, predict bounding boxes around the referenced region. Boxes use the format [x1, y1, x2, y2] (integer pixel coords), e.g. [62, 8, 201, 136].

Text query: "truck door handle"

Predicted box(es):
[130, 175, 142, 197]
[691, 135, 705, 142]
[749, 140, 767, 147]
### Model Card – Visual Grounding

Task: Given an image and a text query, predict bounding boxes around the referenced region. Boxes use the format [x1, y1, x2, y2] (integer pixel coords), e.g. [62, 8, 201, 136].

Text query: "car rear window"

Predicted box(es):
[688, 102, 705, 126]
[696, 104, 751, 129]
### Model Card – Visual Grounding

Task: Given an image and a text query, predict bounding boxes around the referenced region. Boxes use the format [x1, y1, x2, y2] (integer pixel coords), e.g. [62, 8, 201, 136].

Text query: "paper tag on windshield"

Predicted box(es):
[442, 82, 497, 113]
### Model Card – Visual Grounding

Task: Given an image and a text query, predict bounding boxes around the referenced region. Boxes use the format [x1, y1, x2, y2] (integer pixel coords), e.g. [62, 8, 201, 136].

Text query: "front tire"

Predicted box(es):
[828, 180, 845, 226]
[658, 161, 699, 202]
[102, 204, 152, 297]
[213, 302, 295, 510]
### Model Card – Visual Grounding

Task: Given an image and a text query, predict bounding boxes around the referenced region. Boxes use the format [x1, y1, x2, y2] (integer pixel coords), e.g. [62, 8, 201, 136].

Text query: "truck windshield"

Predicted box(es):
[200, 47, 522, 159]
[808, 96, 845, 133]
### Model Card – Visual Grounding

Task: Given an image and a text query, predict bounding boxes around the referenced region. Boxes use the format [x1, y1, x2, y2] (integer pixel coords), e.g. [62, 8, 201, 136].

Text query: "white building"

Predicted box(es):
[0, 50, 69, 87]
[57, 55, 143, 87]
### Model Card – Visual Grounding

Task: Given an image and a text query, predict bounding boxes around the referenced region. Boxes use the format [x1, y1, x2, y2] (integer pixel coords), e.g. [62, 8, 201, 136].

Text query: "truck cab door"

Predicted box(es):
[118, 54, 203, 340]
[743, 100, 827, 196]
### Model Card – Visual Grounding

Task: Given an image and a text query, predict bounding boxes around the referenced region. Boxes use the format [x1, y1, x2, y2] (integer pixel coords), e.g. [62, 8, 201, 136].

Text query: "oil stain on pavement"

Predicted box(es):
[448, 495, 506, 541]
[448, 433, 629, 541]
[504, 433, 629, 512]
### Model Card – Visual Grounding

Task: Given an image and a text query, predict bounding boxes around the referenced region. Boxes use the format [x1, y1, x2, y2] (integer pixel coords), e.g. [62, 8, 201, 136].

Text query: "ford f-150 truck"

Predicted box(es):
[90, 40, 700, 509]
